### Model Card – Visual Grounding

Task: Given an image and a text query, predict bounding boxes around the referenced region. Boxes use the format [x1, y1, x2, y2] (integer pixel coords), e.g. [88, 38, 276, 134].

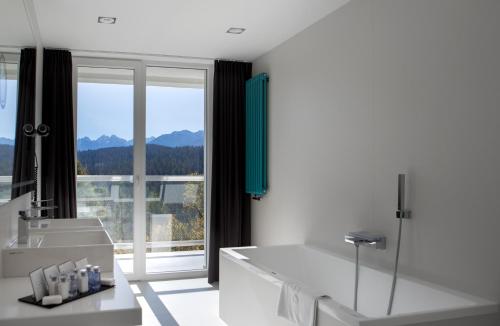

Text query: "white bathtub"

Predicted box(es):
[219, 244, 499, 326]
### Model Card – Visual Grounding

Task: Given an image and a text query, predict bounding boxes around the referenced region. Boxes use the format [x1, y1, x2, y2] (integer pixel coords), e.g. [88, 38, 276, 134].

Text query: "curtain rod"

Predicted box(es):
[66, 48, 215, 64]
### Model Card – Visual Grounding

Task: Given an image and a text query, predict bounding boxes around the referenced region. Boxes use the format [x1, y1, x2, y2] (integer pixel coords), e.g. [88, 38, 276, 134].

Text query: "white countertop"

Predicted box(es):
[0, 261, 141, 326]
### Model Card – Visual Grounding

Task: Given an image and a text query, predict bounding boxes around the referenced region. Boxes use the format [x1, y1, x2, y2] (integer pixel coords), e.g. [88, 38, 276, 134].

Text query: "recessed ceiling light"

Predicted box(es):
[226, 27, 246, 34]
[98, 16, 117, 24]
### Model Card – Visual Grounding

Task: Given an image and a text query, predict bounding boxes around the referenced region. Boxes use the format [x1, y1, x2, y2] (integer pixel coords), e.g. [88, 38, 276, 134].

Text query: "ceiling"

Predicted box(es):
[0, 1, 34, 47]
[0, 0, 349, 61]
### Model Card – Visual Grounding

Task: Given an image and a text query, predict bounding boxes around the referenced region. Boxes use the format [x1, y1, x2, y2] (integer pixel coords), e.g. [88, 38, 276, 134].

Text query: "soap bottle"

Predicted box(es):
[91, 266, 101, 291]
[58, 274, 69, 300]
[79, 269, 89, 293]
[69, 273, 78, 298]
[47, 275, 59, 296]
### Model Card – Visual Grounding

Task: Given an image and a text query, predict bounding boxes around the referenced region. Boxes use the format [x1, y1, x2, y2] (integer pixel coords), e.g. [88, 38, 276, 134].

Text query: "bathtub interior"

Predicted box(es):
[232, 245, 493, 319]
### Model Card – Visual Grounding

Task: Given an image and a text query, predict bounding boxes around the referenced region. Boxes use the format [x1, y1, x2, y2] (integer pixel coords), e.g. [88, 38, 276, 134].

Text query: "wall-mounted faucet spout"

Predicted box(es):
[17, 200, 57, 244]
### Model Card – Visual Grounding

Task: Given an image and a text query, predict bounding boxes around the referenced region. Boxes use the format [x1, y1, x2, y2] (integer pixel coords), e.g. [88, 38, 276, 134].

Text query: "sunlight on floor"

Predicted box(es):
[137, 296, 162, 326]
[132, 278, 227, 326]
[158, 290, 225, 326]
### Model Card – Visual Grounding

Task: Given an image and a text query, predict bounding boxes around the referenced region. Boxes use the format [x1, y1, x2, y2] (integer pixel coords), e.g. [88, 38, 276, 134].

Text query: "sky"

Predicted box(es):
[0, 80, 18, 139]
[78, 83, 204, 140]
[1, 81, 205, 141]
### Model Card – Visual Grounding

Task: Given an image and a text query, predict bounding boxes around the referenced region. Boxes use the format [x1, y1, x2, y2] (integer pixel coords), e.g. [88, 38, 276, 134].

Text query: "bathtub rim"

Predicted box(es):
[220, 244, 499, 326]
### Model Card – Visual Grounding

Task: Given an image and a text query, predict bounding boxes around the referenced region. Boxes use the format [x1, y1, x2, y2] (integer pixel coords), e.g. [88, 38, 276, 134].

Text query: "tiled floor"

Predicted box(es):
[131, 278, 227, 326]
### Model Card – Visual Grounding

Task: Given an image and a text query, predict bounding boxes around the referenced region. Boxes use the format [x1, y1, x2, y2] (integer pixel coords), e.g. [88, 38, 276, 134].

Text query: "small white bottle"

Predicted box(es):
[58, 274, 69, 300]
[47, 275, 59, 296]
[79, 269, 89, 294]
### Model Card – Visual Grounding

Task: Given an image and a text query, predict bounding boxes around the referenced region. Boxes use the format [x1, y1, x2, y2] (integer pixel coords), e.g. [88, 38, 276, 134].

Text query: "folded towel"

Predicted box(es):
[42, 295, 63, 305]
[101, 277, 115, 286]
[277, 281, 321, 326]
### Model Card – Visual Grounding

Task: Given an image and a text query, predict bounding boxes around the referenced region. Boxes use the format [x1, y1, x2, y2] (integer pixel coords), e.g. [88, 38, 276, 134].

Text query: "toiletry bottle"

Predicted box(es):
[86, 264, 93, 289]
[73, 268, 80, 281]
[58, 274, 69, 300]
[91, 266, 101, 291]
[79, 269, 89, 294]
[69, 273, 78, 298]
[48, 275, 59, 296]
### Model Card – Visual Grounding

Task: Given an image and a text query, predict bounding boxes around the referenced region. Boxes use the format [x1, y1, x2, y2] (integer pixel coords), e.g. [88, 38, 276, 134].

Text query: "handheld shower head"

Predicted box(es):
[396, 173, 410, 219]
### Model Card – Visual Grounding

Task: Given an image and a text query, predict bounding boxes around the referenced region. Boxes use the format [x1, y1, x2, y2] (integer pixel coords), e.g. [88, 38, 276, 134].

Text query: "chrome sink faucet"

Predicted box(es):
[18, 199, 57, 244]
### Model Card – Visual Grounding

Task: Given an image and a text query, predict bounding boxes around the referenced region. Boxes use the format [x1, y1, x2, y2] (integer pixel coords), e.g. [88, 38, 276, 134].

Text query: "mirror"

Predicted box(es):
[0, 0, 37, 205]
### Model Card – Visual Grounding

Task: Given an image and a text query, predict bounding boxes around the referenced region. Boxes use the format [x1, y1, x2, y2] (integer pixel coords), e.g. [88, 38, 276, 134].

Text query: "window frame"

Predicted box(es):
[0, 52, 20, 202]
[72, 56, 213, 281]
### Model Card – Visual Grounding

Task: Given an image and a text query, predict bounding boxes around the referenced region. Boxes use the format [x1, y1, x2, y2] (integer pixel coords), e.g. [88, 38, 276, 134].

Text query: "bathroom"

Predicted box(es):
[0, 0, 499, 325]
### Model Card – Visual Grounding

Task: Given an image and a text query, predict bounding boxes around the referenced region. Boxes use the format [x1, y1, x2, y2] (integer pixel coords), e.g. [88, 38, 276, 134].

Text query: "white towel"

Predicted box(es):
[277, 281, 321, 326]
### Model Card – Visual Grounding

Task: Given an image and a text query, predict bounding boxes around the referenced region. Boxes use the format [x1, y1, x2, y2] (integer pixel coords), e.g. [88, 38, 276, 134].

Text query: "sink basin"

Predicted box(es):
[2, 230, 113, 278]
[29, 218, 103, 233]
[39, 229, 111, 247]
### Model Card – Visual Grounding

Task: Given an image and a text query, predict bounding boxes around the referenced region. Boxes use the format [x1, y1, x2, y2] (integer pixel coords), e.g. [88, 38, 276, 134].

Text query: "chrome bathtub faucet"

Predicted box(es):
[344, 231, 386, 250]
[345, 230, 386, 312]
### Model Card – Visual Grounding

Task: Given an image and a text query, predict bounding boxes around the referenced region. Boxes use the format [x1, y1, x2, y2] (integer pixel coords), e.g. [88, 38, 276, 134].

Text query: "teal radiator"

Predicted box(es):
[245, 73, 268, 199]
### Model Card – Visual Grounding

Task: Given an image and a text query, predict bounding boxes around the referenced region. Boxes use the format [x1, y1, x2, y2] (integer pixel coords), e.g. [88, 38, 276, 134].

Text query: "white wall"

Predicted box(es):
[251, 0, 500, 301]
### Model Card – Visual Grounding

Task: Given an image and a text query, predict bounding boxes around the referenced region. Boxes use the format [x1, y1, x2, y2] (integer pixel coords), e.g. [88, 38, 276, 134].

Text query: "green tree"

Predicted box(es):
[76, 160, 87, 175]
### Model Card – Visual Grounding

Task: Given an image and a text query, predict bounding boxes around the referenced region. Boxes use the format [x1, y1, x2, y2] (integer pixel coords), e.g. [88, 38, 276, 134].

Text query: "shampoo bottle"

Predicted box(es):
[47, 275, 59, 296]
[58, 274, 69, 300]
[79, 269, 89, 293]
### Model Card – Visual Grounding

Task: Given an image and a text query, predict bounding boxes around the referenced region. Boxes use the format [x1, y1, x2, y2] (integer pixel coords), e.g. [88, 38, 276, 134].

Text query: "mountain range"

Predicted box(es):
[0, 137, 14, 146]
[1, 130, 204, 151]
[77, 130, 203, 151]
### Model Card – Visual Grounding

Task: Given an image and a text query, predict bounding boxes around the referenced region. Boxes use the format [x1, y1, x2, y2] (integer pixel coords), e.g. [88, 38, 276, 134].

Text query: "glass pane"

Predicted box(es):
[145, 67, 205, 273]
[76, 67, 134, 274]
[0, 63, 18, 203]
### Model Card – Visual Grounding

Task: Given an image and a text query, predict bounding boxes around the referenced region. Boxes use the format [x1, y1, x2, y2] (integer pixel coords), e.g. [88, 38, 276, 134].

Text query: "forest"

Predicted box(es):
[78, 144, 203, 175]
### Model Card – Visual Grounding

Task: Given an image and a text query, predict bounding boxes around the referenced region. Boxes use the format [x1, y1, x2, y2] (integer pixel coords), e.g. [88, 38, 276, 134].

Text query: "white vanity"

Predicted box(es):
[0, 193, 141, 326]
[0, 262, 141, 326]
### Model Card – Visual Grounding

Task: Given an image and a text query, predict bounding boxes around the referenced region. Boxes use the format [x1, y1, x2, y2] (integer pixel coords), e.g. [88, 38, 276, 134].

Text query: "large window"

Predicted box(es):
[0, 61, 19, 203]
[145, 67, 206, 273]
[75, 59, 208, 278]
[76, 66, 135, 273]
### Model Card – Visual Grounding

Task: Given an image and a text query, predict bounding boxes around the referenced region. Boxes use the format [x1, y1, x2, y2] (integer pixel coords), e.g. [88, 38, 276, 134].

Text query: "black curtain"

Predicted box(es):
[41, 49, 76, 219]
[11, 48, 37, 199]
[208, 60, 252, 283]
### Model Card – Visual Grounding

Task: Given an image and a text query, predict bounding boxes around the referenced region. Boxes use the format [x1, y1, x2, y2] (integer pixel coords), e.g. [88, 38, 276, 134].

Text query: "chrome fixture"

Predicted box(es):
[396, 174, 411, 219]
[345, 231, 386, 312]
[226, 27, 246, 34]
[18, 199, 57, 244]
[387, 173, 412, 315]
[345, 231, 386, 250]
[98, 16, 117, 24]
[23, 123, 50, 137]
[22, 123, 50, 201]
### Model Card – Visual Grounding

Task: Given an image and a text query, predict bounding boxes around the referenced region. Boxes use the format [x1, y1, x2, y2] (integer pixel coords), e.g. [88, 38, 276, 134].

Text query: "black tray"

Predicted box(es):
[18, 285, 115, 309]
